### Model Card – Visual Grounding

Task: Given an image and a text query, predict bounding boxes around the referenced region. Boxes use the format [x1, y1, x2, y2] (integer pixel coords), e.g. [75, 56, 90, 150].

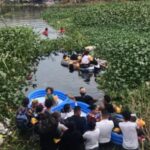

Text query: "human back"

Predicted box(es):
[83, 121, 100, 150]
[96, 109, 114, 150]
[119, 111, 139, 150]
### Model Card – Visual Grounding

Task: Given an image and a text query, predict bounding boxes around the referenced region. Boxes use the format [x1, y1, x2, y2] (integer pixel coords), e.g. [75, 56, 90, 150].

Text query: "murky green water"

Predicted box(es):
[0, 5, 104, 100]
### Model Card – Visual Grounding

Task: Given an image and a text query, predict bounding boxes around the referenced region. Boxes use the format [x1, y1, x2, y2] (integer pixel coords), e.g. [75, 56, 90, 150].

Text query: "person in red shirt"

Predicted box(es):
[42, 28, 48, 37]
[59, 27, 65, 34]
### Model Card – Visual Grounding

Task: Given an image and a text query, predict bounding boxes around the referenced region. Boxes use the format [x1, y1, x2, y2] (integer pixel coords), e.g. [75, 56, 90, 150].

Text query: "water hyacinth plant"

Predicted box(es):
[42, 1, 150, 148]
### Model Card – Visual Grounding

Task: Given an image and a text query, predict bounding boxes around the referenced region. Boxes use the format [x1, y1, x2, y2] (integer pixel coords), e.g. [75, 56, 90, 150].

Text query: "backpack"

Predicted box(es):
[16, 108, 29, 130]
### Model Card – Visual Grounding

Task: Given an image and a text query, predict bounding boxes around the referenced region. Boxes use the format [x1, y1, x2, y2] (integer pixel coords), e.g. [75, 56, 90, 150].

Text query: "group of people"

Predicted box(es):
[16, 87, 144, 150]
[42, 27, 65, 37]
[63, 49, 107, 75]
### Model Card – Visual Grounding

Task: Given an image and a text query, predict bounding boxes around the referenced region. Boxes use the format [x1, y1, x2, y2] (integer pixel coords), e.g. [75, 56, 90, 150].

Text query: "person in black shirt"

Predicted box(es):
[66, 106, 87, 135]
[69, 87, 96, 105]
[37, 113, 60, 150]
[59, 122, 85, 150]
[103, 95, 115, 114]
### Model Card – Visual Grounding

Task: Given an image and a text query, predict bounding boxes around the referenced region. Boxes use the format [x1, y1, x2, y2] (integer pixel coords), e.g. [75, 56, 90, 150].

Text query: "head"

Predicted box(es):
[83, 50, 89, 56]
[101, 109, 110, 119]
[22, 97, 29, 107]
[52, 112, 61, 122]
[45, 28, 48, 31]
[31, 100, 39, 109]
[63, 104, 71, 113]
[104, 95, 111, 104]
[89, 105, 98, 114]
[74, 106, 81, 116]
[122, 110, 131, 121]
[88, 121, 96, 131]
[36, 104, 44, 114]
[80, 87, 86, 96]
[45, 99, 53, 109]
[46, 87, 54, 95]
[131, 114, 137, 122]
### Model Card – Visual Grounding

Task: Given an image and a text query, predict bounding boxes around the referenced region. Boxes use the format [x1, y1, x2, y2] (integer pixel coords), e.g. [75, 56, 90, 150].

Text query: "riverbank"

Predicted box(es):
[0, 1, 150, 149]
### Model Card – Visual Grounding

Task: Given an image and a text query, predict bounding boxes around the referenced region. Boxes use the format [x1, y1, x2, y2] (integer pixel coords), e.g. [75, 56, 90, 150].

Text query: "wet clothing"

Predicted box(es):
[59, 129, 85, 150]
[67, 115, 87, 134]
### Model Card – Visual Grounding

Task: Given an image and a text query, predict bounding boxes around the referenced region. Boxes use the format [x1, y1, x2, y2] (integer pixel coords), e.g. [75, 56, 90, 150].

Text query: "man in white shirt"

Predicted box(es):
[119, 111, 139, 150]
[96, 109, 114, 150]
[83, 121, 100, 150]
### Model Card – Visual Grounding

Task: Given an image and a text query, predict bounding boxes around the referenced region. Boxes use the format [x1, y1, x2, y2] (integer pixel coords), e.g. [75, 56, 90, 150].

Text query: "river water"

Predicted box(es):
[0, 5, 104, 100]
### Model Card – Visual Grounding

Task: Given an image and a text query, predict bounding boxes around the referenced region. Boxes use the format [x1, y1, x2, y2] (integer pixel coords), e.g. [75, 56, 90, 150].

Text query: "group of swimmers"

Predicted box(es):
[42, 27, 65, 37]
[63, 50, 107, 72]
[16, 87, 145, 150]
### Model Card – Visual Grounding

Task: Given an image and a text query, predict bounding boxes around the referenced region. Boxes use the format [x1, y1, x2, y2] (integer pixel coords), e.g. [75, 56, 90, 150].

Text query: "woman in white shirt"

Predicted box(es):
[83, 121, 100, 150]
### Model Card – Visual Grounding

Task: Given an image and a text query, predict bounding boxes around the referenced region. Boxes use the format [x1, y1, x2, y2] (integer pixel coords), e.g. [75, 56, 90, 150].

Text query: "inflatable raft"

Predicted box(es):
[28, 89, 123, 145]
[61, 59, 95, 72]
[28, 89, 69, 108]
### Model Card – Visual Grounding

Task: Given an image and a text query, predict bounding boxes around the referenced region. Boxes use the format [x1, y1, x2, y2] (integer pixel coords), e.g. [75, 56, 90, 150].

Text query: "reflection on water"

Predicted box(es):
[78, 71, 93, 83]
[0, 5, 104, 100]
[0, 5, 59, 39]
[26, 53, 104, 100]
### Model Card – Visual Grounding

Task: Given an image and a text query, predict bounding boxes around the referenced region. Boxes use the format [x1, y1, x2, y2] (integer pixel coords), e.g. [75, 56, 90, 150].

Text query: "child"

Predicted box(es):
[45, 87, 58, 105]
[42, 28, 48, 37]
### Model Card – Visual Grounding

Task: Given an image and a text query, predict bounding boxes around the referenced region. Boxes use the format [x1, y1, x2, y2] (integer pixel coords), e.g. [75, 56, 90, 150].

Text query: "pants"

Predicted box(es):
[99, 142, 111, 150]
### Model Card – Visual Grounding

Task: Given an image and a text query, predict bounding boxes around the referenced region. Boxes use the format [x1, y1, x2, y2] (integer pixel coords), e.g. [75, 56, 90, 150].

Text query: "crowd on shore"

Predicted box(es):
[16, 87, 145, 150]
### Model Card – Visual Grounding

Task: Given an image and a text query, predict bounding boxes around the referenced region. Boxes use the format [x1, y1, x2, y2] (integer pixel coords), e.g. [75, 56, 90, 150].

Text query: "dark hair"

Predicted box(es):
[46, 87, 54, 94]
[45, 28, 48, 31]
[101, 109, 109, 116]
[122, 110, 131, 121]
[74, 106, 81, 113]
[36, 104, 44, 113]
[83, 50, 89, 56]
[104, 95, 111, 103]
[52, 112, 61, 122]
[63, 104, 71, 113]
[22, 97, 29, 107]
[45, 99, 53, 108]
[88, 121, 96, 130]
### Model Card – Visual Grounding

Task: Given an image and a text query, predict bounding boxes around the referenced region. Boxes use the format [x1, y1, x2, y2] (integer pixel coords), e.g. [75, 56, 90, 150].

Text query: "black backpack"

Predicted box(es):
[16, 108, 29, 130]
